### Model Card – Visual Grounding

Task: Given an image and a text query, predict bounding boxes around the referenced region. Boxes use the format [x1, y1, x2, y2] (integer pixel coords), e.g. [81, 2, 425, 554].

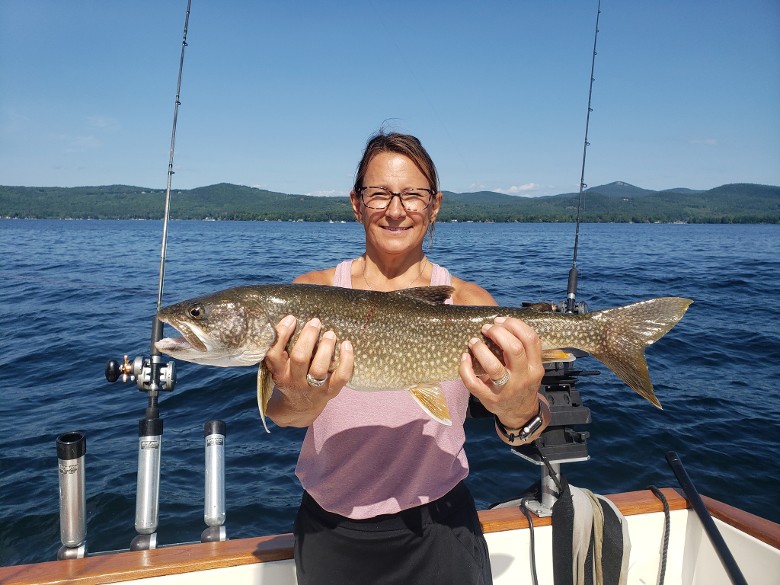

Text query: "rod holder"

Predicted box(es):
[201, 420, 227, 542]
[56, 432, 87, 559]
[133, 417, 162, 548]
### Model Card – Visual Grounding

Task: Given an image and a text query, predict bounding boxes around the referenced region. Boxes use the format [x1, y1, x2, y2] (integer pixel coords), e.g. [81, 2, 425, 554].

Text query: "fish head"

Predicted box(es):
[155, 289, 276, 367]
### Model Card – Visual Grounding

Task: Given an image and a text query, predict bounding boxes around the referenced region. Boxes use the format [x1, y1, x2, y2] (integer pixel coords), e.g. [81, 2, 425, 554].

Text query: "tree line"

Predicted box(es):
[1, 182, 778, 223]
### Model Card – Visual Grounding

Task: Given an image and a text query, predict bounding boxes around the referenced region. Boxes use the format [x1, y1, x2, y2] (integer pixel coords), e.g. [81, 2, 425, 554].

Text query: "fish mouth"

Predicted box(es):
[155, 335, 198, 354]
[156, 321, 208, 353]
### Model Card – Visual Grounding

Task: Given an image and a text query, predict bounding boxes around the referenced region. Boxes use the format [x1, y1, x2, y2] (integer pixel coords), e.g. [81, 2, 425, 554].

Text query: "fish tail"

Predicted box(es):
[588, 297, 692, 408]
[256, 364, 274, 433]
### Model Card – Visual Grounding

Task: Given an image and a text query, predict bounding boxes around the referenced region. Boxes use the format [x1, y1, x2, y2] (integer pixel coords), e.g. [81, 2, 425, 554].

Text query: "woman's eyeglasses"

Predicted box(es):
[358, 187, 435, 211]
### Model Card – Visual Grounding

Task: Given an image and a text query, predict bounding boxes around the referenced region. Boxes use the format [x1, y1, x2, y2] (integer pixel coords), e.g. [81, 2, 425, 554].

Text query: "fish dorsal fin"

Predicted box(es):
[408, 383, 452, 426]
[393, 286, 454, 305]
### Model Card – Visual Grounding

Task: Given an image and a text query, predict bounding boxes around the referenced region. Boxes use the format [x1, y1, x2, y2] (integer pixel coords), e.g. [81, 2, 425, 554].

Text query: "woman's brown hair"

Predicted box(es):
[353, 131, 439, 194]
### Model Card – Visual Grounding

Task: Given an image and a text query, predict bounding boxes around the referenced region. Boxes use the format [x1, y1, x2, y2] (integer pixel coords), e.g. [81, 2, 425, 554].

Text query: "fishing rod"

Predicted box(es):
[157, 0, 192, 315]
[104, 0, 192, 551]
[509, 0, 603, 519]
[565, 0, 601, 314]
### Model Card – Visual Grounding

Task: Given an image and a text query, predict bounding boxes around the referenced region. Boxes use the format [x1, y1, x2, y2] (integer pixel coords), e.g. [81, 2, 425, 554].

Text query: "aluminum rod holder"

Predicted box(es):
[202, 420, 227, 542]
[134, 417, 162, 543]
[56, 432, 87, 559]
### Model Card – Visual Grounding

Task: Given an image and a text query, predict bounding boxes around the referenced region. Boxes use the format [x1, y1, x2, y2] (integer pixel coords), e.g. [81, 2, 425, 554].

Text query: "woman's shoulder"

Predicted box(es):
[448, 274, 498, 306]
[293, 267, 337, 285]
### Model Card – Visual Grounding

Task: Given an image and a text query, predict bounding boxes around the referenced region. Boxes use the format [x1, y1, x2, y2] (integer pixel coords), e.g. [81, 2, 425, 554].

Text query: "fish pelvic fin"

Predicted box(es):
[408, 383, 452, 426]
[542, 349, 576, 363]
[589, 297, 693, 408]
[256, 363, 274, 433]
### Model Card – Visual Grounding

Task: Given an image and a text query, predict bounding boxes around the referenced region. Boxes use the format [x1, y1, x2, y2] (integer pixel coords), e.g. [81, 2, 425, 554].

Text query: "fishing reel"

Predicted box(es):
[105, 317, 176, 394]
[105, 354, 176, 393]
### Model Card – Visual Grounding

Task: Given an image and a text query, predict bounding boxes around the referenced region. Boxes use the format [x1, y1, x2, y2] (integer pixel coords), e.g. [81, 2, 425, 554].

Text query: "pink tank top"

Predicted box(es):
[295, 260, 471, 518]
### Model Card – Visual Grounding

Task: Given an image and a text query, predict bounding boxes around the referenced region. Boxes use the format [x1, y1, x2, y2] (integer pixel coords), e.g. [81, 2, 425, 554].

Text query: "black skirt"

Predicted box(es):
[293, 481, 492, 585]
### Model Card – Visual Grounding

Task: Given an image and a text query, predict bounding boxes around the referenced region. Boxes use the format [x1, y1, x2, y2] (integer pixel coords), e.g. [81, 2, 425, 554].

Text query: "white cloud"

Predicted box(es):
[494, 183, 541, 194]
[306, 189, 348, 197]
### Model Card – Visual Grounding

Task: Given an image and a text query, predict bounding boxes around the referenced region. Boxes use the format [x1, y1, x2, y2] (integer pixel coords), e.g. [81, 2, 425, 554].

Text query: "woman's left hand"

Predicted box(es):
[459, 316, 545, 428]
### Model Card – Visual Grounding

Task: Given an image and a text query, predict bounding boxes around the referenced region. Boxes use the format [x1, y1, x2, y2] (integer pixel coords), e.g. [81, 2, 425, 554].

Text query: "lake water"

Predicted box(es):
[1, 219, 779, 566]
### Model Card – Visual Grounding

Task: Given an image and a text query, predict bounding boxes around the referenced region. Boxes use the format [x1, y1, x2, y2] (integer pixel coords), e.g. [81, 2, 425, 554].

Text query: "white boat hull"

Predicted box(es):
[2, 489, 778, 585]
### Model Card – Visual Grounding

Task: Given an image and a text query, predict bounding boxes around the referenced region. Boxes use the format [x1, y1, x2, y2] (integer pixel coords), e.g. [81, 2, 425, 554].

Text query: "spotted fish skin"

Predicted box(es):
[156, 284, 692, 430]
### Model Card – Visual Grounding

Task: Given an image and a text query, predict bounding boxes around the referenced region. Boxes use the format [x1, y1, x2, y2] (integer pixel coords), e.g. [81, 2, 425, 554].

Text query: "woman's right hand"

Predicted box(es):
[263, 315, 354, 427]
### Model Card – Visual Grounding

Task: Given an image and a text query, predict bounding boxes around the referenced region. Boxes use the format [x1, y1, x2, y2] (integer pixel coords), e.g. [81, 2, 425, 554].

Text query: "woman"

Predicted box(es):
[264, 132, 550, 584]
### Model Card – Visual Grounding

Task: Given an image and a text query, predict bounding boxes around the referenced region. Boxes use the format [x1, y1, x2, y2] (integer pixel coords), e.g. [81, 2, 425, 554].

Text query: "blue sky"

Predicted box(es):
[2, 1, 778, 196]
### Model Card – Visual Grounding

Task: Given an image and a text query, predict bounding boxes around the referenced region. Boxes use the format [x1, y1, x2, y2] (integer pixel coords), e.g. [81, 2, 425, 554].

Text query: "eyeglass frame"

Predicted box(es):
[357, 186, 436, 210]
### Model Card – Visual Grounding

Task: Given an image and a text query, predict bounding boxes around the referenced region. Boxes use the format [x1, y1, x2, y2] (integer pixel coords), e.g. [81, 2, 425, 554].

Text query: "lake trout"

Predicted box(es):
[155, 284, 692, 432]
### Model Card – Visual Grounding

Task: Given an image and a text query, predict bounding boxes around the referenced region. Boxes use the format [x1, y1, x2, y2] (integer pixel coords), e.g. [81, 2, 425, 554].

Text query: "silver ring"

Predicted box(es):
[306, 373, 327, 388]
[491, 370, 510, 387]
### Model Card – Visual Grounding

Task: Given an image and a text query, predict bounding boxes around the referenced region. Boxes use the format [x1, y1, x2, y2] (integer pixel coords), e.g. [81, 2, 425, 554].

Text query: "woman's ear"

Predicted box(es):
[429, 191, 443, 223]
[350, 190, 363, 223]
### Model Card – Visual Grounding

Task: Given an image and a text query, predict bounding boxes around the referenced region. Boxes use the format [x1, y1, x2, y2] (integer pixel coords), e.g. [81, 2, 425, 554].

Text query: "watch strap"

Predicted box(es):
[495, 401, 544, 443]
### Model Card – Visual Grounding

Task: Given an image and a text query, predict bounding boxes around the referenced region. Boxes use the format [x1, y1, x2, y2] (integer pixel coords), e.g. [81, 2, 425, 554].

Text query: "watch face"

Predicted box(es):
[520, 414, 544, 440]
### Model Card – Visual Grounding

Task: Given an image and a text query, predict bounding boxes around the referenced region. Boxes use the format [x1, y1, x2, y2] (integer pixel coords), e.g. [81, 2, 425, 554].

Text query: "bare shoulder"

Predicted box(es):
[450, 275, 498, 306]
[293, 267, 336, 285]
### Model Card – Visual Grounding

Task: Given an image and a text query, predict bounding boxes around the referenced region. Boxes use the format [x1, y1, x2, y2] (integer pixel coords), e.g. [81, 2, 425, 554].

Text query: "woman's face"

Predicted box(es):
[351, 151, 441, 258]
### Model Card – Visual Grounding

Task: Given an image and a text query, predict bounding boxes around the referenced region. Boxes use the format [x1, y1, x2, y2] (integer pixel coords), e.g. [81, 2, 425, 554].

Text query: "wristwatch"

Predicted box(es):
[495, 402, 544, 443]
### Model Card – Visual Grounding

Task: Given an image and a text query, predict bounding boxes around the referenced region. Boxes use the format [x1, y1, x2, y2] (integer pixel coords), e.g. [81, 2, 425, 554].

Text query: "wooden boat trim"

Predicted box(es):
[701, 493, 780, 549]
[1, 488, 777, 585]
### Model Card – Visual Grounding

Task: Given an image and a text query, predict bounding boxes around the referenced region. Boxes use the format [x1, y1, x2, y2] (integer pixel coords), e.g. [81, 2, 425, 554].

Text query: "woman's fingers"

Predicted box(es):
[288, 318, 323, 381]
[328, 339, 354, 392]
[307, 330, 337, 381]
[490, 317, 543, 368]
[264, 314, 297, 373]
[462, 317, 544, 423]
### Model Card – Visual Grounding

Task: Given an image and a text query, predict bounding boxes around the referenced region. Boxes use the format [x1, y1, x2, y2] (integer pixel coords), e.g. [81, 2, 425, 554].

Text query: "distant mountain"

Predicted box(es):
[658, 187, 706, 195]
[586, 181, 657, 198]
[1, 182, 778, 223]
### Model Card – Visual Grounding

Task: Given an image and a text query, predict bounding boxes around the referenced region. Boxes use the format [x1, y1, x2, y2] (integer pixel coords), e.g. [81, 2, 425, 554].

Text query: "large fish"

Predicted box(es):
[155, 284, 692, 431]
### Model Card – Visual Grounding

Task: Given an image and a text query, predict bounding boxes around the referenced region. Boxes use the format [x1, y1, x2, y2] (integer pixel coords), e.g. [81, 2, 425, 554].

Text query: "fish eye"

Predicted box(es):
[188, 304, 205, 319]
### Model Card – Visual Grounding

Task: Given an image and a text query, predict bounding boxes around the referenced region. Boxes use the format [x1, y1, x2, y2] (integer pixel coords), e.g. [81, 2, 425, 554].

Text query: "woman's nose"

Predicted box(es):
[384, 193, 407, 217]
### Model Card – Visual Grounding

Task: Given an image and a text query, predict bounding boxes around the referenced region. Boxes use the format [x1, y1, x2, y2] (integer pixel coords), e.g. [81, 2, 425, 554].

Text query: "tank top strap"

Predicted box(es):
[429, 263, 452, 287]
[333, 260, 354, 288]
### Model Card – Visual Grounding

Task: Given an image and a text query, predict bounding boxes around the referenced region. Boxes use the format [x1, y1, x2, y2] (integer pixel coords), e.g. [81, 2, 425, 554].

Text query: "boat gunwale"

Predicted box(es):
[1, 488, 777, 585]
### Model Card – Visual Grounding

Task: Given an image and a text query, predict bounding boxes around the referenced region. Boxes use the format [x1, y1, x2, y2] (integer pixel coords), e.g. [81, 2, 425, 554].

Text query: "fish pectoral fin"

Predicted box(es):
[240, 347, 268, 366]
[256, 363, 274, 433]
[541, 349, 576, 363]
[408, 383, 452, 426]
[394, 286, 454, 305]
